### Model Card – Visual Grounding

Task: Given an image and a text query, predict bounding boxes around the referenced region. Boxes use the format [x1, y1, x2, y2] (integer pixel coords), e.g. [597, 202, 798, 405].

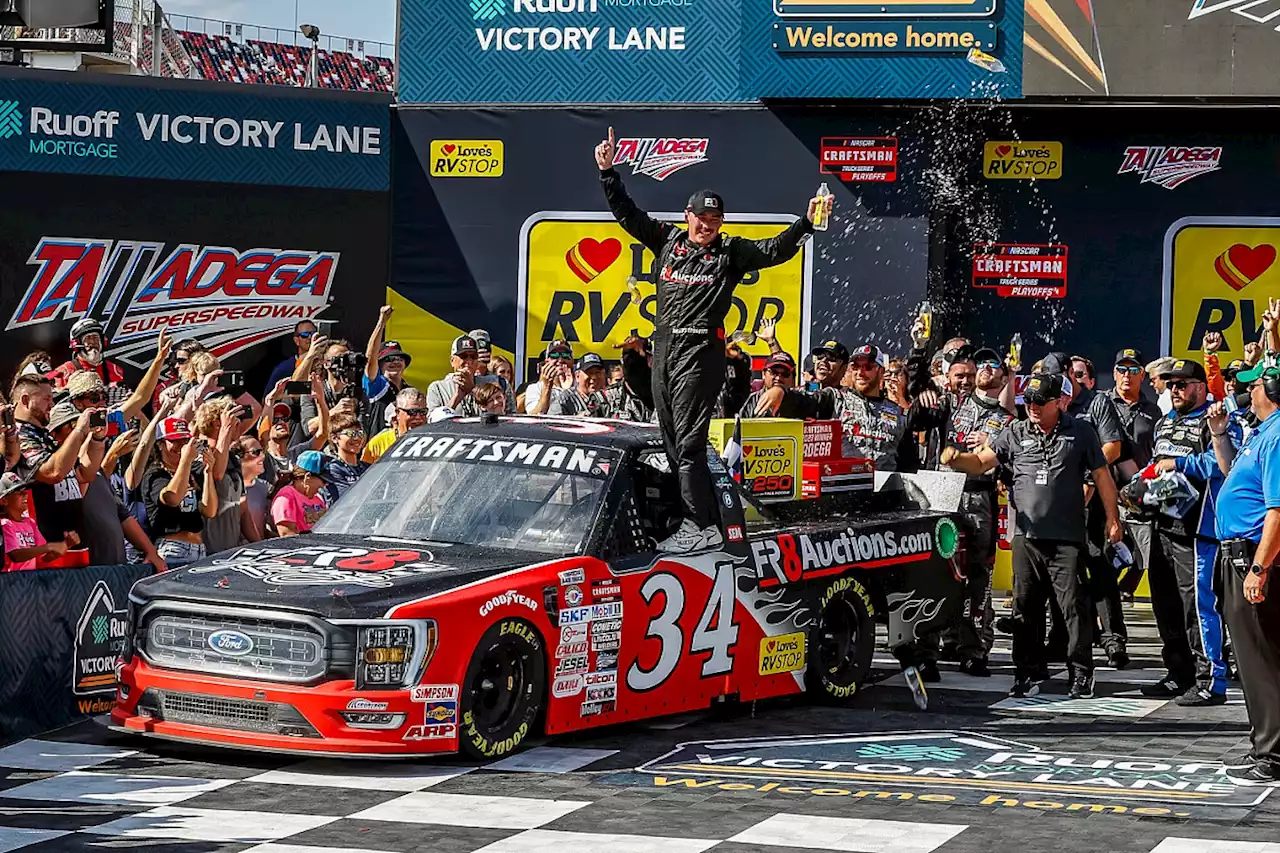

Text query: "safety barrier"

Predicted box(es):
[0, 564, 153, 744]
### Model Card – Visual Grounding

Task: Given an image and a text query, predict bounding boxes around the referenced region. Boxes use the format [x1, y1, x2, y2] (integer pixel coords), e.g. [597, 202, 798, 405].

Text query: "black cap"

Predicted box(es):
[1040, 351, 1071, 375]
[1023, 373, 1064, 404]
[944, 343, 976, 364]
[687, 190, 725, 216]
[543, 339, 574, 360]
[1224, 359, 1247, 380]
[1114, 347, 1143, 366]
[451, 335, 478, 357]
[971, 346, 1002, 365]
[378, 340, 411, 366]
[575, 353, 605, 372]
[765, 352, 797, 373]
[1168, 358, 1208, 382]
[811, 339, 849, 362]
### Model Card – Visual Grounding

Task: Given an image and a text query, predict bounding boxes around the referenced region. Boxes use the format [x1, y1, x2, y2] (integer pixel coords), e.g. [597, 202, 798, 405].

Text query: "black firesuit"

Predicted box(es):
[601, 168, 813, 528]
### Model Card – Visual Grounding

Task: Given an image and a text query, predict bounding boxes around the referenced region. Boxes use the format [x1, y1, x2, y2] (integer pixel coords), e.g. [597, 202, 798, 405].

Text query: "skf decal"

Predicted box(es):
[751, 526, 934, 587]
[6, 238, 336, 368]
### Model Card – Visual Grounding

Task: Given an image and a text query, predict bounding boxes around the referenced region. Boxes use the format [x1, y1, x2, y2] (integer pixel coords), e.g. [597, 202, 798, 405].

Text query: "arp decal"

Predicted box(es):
[751, 526, 935, 588]
[189, 546, 449, 589]
[405, 684, 461, 741]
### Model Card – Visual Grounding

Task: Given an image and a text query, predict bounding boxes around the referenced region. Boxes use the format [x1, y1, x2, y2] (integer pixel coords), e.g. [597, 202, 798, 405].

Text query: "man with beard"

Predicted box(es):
[1143, 358, 1240, 706]
[811, 340, 849, 390]
[913, 346, 1015, 678]
[51, 318, 132, 409]
[754, 344, 920, 471]
[595, 126, 829, 552]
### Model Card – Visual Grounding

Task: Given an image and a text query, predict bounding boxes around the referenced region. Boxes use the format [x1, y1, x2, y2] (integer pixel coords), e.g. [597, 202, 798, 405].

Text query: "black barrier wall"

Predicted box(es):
[0, 565, 152, 743]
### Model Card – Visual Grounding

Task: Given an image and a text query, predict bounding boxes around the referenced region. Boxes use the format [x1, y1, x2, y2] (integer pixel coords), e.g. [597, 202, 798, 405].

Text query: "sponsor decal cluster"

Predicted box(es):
[390, 434, 602, 475]
[472, 1, 690, 55]
[0, 101, 380, 161]
[758, 631, 806, 676]
[429, 139, 504, 177]
[982, 141, 1062, 180]
[73, 581, 129, 698]
[819, 137, 898, 183]
[190, 546, 449, 589]
[1118, 145, 1222, 190]
[626, 731, 1271, 817]
[972, 243, 1068, 299]
[6, 238, 336, 368]
[752, 526, 934, 587]
[591, 617, 622, 652]
[581, 666, 617, 716]
[405, 684, 460, 741]
[558, 600, 623, 626]
[480, 590, 540, 617]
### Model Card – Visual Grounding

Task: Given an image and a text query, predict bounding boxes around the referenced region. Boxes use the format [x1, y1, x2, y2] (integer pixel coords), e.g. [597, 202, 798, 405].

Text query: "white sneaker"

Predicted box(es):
[657, 520, 723, 553]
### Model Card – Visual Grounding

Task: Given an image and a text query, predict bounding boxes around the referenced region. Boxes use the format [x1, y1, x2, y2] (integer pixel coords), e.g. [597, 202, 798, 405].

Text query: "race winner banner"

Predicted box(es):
[517, 213, 812, 381]
[972, 243, 1068, 298]
[1162, 217, 1280, 362]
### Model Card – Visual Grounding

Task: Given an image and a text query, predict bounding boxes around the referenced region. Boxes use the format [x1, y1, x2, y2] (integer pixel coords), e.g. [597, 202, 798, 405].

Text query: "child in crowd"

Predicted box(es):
[1, 473, 78, 571]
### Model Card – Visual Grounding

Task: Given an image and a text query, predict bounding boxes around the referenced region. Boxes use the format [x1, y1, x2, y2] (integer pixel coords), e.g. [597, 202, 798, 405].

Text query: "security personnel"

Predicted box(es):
[1212, 361, 1280, 786]
[943, 373, 1122, 701]
[1145, 358, 1240, 706]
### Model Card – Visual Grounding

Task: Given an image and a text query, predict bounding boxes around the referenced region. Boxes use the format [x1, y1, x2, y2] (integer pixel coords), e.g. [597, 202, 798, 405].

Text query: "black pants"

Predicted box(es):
[918, 491, 995, 663]
[1221, 554, 1280, 770]
[1084, 499, 1127, 651]
[652, 336, 724, 530]
[1148, 529, 1227, 692]
[1011, 536, 1091, 677]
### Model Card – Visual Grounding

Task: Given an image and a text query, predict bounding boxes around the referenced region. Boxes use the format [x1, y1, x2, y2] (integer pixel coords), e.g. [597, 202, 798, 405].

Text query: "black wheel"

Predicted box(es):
[459, 618, 546, 759]
[807, 575, 875, 703]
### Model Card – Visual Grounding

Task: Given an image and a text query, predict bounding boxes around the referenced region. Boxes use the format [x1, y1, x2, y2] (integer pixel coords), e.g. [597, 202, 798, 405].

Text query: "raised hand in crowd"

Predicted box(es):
[0, 403, 18, 469]
[757, 317, 783, 356]
[594, 126, 616, 170]
[128, 394, 177, 491]
[1202, 330, 1223, 353]
[364, 304, 395, 383]
[102, 427, 139, 479]
[448, 363, 476, 409]
[1264, 296, 1280, 354]
[1245, 341, 1263, 366]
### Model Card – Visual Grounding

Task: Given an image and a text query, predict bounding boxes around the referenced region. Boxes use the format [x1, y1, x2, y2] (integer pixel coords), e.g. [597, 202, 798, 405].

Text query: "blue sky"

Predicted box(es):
[164, 0, 397, 46]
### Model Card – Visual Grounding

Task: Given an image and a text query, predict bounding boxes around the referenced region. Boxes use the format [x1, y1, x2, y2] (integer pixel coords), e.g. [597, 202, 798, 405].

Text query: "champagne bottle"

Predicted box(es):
[813, 182, 831, 232]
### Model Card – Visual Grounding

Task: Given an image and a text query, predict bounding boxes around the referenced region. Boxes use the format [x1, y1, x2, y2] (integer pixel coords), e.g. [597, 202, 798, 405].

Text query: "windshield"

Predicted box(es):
[314, 441, 613, 556]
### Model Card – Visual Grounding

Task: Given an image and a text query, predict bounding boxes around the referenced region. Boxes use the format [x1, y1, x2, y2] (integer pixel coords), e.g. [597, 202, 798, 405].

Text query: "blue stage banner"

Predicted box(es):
[396, 0, 1023, 102]
[0, 70, 390, 190]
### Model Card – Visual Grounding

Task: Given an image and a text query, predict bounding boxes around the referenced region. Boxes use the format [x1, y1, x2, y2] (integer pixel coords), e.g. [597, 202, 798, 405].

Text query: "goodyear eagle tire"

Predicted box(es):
[807, 575, 875, 703]
[460, 618, 546, 760]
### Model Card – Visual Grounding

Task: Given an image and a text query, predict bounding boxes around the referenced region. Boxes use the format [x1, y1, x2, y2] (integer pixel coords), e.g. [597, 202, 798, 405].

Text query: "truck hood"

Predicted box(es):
[131, 534, 550, 619]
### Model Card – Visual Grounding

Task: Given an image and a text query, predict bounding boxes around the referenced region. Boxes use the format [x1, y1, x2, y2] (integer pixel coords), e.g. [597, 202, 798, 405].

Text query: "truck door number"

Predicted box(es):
[626, 561, 739, 692]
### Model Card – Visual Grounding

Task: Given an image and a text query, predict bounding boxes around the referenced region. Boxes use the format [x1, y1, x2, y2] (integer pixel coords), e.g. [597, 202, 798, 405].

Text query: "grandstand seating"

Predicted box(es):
[177, 30, 394, 92]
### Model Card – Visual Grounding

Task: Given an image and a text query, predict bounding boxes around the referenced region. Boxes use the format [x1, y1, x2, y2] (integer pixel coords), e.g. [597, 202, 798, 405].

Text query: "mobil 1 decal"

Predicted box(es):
[623, 730, 1272, 818]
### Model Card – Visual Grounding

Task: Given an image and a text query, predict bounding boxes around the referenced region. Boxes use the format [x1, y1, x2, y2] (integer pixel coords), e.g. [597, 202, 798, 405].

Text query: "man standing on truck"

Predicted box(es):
[595, 127, 832, 553]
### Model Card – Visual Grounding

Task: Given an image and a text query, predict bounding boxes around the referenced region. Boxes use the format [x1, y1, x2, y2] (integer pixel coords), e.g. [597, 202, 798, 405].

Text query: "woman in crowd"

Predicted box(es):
[238, 434, 272, 542]
[271, 450, 330, 537]
[885, 357, 913, 409]
[141, 417, 217, 567]
[194, 398, 247, 555]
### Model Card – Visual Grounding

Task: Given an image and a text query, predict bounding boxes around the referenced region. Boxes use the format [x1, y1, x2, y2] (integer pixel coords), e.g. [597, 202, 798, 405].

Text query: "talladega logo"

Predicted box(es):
[1117, 146, 1222, 190]
[5, 238, 336, 368]
[613, 137, 709, 181]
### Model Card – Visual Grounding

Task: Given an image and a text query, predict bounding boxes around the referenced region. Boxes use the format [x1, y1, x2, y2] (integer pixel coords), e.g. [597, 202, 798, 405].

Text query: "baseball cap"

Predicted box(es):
[850, 344, 889, 369]
[378, 340, 412, 367]
[1168, 358, 1208, 383]
[1224, 358, 1248, 380]
[1146, 356, 1175, 379]
[1114, 347, 1143, 366]
[451, 335, 479, 358]
[575, 353, 605, 373]
[971, 346, 1002, 366]
[1023, 373, 1064, 405]
[544, 339, 574, 360]
[47, 401, 81, 432]
[272, 402, 293, 421]
[66, 370, 106, 399]
[296, 449, 330, 480]
[765, 352, 797, 374]
[811, 340, 850, 362]
[1040, 351, 1071, 375]
[1234, 361, 1278, 384]
[0, 472, 29, 500]
[468, 329, 492, 352]
[687, 190, 725, 216]
[157, 417, 192, 442]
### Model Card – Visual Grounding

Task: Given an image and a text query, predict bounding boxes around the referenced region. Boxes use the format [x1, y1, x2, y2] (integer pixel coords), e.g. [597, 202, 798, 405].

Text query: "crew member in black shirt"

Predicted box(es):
[943, 373, 1122, 700]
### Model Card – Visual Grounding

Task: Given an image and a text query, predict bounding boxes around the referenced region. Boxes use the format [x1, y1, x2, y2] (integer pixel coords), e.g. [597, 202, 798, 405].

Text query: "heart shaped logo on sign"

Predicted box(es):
[1214, 243, 1277, 291]
[766, 640, 776, 653]
[565, 238, 622, 283]
[442, 143, 456, 155]
[743, 445, 755, 457]
[996, 144, 1012, 157]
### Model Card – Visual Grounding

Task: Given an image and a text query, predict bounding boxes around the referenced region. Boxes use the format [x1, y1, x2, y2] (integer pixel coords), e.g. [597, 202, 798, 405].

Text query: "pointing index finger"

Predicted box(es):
[608, 126, 615, 146]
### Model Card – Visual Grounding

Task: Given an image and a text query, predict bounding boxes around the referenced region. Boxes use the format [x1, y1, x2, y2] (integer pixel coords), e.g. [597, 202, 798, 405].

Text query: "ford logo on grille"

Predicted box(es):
[208, 630, 254, 656]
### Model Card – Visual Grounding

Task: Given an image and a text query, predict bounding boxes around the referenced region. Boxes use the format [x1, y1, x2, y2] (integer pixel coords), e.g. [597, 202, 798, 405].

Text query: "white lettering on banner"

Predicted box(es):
[479, 590, 539, 617]
[30, 109, 120, 138]
[474, 26, 684, 51]
[391, 435, 600, 473]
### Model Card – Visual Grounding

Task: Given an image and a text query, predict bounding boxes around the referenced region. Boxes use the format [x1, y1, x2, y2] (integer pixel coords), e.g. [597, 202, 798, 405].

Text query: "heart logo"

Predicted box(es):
[766, 640, 776, 653]
[743, 445, 755, 457]
[1214, 243, 1276, 291]
[996, 144, 1012, 157]
[442, 143, 456, 155]
[565, 237, 622, 283]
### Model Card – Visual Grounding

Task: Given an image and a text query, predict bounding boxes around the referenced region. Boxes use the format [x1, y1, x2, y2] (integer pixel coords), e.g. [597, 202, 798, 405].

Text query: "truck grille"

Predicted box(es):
[138, 689, 320, 738]
[141, 611, 327, 684]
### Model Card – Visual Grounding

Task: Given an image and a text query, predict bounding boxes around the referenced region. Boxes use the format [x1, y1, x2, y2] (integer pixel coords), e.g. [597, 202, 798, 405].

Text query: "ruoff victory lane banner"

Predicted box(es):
[388, 107, 931, 387]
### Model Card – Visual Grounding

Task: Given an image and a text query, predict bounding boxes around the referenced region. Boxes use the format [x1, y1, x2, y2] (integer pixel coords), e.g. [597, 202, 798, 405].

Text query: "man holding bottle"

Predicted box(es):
[594, 127, 832, 553]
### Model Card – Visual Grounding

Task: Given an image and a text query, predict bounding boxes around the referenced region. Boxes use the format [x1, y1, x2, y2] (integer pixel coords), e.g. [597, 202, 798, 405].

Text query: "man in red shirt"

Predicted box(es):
[50, 318, 131, 409]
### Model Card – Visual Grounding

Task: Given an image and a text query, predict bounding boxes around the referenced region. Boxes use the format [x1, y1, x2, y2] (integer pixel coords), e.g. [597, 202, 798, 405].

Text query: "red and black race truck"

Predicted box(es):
[111, 416, 966, 759]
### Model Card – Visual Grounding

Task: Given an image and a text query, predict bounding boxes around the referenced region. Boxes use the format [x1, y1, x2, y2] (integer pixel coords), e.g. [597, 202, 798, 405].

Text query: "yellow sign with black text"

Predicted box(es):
[519, 213, 811, 378]
[982, 141, 1063, 180]
[1164, 218, 1280, 361]
[758, 631, 806, 676]
[707, 420, 804, 502]
[429, 140, 504, 178]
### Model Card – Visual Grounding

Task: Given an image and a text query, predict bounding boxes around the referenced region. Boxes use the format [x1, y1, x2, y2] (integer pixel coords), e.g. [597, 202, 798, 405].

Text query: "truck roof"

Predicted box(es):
[409, 415, 667, 452]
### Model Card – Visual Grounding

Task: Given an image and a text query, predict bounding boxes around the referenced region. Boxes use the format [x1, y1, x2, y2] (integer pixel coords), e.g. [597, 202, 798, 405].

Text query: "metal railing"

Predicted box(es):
[165, 12, 393, 59]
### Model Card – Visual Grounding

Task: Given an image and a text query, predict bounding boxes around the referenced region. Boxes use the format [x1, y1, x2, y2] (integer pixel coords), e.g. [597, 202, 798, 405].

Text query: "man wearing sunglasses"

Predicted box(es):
[595, 127, 830, 553]
[425, 336, 486, 419]
[523, 340, 575, 416]
[811, 341, 848, 390]
[743, 352, 804, 418]
[1144, 358, 1240, 707]
[365, 387, 430, 463]
[264, 320, 320, 399]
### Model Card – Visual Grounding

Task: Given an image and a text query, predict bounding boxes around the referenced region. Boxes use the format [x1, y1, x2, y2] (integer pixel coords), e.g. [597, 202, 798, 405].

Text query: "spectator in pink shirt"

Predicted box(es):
[271, 450, 329, 537]
[1, 472, 78, 571]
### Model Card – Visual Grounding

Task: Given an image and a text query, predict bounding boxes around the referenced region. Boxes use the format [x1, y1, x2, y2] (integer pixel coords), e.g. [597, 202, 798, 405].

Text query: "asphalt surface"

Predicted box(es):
[1, 603, 1274, 853]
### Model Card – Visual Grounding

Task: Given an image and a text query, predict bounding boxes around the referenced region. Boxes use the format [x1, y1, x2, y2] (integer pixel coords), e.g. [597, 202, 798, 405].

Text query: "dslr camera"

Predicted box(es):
[327, 351, 368, 399]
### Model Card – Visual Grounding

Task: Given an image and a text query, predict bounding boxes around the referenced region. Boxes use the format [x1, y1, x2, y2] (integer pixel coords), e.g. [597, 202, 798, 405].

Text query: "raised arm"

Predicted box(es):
[597, 127, 675, 254]
[119, 330, 172, 422]
[365, 306, 392, 382]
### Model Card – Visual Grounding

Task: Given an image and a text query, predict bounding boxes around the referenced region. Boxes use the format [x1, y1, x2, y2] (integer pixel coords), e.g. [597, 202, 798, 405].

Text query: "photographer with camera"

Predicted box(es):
[296, 336, 371, 432]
